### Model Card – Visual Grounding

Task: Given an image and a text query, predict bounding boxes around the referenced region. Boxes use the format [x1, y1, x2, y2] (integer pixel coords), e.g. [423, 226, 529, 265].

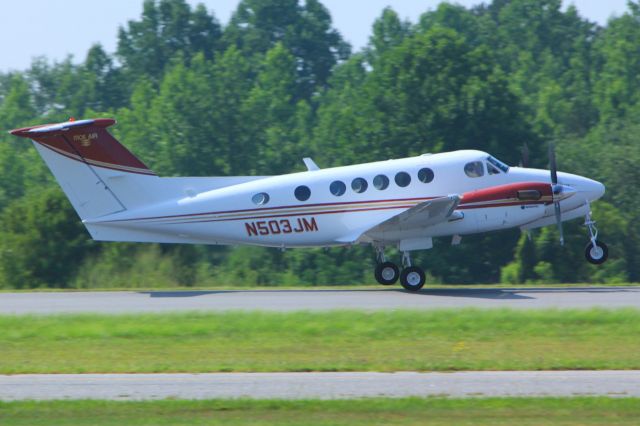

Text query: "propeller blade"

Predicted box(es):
[554, 201, 564, 246]
[520, 143, 530, 168]
[549, 142, 563, 245]
[548, 142, 558, 185]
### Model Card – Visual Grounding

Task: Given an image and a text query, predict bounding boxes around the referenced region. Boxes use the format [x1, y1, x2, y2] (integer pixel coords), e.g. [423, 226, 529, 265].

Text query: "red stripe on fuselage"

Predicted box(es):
[105, 197, 437, 223]
[462, 182, 552, 204]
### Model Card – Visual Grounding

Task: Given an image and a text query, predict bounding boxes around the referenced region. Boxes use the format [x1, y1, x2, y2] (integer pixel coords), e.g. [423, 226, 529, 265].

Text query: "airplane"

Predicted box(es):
[10, 118, 608, 291]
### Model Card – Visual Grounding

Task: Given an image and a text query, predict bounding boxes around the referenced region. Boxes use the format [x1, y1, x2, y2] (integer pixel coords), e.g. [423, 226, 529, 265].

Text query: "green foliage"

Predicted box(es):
[223, 0, 350, 99]
[117, 0, 222, 82]
[0, 189, 94, 289]
[0, 0, 638, 287]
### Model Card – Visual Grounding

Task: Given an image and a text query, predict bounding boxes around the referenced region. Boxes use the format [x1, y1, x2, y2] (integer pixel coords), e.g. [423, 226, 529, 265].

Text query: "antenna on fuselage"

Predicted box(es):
[303, 158, 320, 171]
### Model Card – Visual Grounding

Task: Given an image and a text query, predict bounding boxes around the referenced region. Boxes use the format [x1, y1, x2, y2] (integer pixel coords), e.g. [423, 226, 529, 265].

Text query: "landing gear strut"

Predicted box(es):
[584, 206, 608, 265]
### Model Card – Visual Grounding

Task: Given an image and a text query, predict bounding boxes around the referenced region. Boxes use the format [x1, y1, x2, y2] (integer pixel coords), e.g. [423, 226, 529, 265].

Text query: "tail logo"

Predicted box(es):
[73, 132, 98, 147]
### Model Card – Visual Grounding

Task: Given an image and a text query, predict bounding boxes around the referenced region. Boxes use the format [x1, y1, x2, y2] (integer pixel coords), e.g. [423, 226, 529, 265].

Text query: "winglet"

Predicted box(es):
[303, 157, 320, 171]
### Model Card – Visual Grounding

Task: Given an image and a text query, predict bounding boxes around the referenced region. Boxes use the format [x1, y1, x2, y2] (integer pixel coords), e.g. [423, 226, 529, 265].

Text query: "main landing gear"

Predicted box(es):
[584, 207, 608, 265]
[374, 247, 426, 291]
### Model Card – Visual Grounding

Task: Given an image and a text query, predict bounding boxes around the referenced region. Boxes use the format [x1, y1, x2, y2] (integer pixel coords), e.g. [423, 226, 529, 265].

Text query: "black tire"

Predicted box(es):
[400, 266, 426, 292]
[374, 262, 399, 285]
[585, 241, 608, 265]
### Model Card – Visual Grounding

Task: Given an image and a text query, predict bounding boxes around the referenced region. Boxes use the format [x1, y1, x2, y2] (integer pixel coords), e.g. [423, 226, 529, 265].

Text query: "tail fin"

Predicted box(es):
[10, 118, 158, 220]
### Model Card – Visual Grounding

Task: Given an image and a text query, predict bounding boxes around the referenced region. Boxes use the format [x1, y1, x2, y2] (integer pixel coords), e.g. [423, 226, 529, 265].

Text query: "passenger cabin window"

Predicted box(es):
[395, 172, 411, 187]
[252, 192, 270, 205]
[351, 178, 368, 193]
[464, 161, 484, 178]
[330, 180, 346, 197]
[418, 168, 434, 183]
[294, 185, 311, 201]
[373, 175, 389, 190]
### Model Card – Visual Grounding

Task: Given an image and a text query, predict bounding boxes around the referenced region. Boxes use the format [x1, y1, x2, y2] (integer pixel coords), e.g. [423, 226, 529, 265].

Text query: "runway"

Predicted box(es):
[1, 287, 639, 314]
[1, 371, 639, 400]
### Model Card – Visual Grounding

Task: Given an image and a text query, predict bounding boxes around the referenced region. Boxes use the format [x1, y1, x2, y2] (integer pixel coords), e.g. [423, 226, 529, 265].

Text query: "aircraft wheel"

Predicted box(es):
[400, 266, 425, 292]
[375, 262, 399, 285]
[585, 240, 608, 265]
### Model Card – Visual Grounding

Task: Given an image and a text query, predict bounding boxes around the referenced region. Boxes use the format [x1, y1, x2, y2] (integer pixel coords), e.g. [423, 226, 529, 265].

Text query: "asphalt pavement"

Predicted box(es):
[0, 286, 639, 314]
[1, 371, 638, 400]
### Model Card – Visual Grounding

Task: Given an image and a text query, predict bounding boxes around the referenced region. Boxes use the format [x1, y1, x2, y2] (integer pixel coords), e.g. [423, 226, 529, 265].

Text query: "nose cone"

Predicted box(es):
[578, 178, 605, 202]
[590, 180, 606, 201]
[556, 172, 605, 204]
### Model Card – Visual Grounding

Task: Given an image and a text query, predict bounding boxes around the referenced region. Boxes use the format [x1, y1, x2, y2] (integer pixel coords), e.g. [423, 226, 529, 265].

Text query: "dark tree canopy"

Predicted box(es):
[117, 0, 222, 81]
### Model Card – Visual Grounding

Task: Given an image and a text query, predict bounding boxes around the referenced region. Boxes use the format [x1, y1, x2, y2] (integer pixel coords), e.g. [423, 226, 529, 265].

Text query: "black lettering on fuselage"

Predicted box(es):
[302, 217, 318, 232]
[244, 217, 319, 237]
[245, 222, 258, 236]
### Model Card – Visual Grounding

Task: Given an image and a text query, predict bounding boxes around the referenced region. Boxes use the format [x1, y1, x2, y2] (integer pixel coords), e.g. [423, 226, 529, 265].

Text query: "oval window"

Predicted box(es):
[373, 175, 389, 190]
[252, 192, 270, 205]
[418, 168, 434, 183]
[351, 178, 368, 193]
[294, 185, 311, 201]
[330, 180, 346, 197]
[395, 171, 411, 187]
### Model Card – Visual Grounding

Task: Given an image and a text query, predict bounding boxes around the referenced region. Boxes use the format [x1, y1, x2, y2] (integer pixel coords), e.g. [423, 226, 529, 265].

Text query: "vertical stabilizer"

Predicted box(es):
[10, 119, 157, 220]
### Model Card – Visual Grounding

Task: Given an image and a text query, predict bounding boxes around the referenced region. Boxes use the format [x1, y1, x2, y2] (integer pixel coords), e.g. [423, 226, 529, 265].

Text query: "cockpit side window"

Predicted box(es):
[487, 161, 501, 175]
[464, 161, 485, 178]
[487, 156, 509, 173]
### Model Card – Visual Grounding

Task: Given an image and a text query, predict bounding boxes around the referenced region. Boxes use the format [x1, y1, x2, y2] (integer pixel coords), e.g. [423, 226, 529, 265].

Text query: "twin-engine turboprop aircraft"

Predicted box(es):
[10, 118, 608, 291]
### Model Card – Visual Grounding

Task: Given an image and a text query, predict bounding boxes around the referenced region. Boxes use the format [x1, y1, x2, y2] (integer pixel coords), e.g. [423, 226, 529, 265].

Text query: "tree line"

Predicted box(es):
[0, 0, 638, 288]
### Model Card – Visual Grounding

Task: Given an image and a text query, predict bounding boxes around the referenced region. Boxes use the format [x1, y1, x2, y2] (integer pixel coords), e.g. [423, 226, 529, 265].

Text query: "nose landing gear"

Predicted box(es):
[373, 247, 426, 291]
[584, 206, 608, 265]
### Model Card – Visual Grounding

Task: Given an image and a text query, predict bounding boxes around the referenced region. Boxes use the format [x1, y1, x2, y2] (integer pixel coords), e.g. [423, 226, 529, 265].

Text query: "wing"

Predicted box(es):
[336, 195, 461, 243]
[366, 195, 461, 234]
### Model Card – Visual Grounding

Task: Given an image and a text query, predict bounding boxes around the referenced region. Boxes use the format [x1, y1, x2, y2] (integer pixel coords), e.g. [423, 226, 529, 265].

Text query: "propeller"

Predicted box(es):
[520, 143, 530, 168]
[548, 142, 564, 246]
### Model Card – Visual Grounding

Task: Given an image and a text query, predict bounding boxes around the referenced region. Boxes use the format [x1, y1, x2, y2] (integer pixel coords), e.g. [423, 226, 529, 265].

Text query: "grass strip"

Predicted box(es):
[1, 308, 640, 373]
[1, 397, 639, 425]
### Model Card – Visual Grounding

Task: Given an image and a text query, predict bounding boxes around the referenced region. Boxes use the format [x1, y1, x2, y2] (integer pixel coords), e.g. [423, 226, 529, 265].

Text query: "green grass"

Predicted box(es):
[2, 309, 640, 373]
[1, 398, 639, 425]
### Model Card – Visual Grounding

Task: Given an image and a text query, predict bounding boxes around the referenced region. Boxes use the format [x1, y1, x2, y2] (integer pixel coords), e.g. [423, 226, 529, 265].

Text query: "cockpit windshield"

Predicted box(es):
[486, 156, 509, 174]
